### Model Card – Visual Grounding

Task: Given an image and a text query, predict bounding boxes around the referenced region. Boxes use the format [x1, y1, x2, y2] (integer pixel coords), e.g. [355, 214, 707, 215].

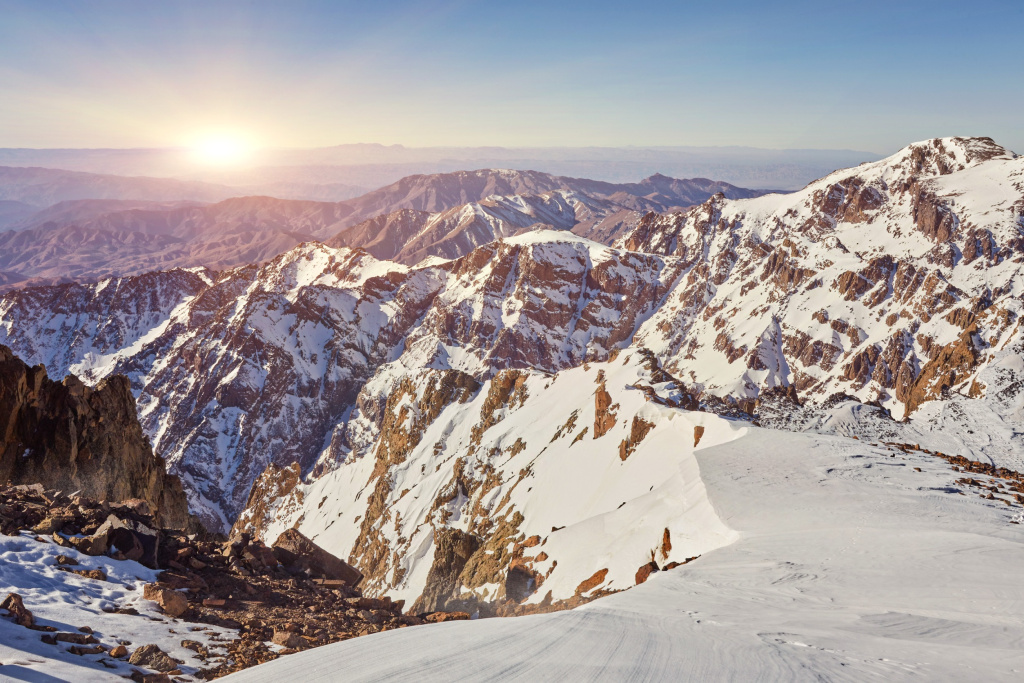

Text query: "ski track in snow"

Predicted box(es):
[226, 427, 1024, 682]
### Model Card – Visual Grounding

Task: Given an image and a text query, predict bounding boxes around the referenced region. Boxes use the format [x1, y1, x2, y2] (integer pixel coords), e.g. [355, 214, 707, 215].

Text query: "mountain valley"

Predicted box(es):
[1, 137, 1023, 681]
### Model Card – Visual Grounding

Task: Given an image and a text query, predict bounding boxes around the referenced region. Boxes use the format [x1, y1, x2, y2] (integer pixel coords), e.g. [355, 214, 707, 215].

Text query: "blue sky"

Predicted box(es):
[0, 0, 1020, 152]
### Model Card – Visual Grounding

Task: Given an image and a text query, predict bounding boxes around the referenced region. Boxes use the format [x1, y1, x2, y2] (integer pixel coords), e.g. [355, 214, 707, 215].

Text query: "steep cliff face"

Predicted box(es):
[0, 345, 189, 528]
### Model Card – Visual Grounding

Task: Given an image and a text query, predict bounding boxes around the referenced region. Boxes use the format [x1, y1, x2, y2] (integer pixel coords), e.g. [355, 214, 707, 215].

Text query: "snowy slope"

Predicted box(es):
[236, 353, 737, 606]
[624, 137, 1024, 419]
[0, 533, 234, 681]
[226, 423, 1024, 682]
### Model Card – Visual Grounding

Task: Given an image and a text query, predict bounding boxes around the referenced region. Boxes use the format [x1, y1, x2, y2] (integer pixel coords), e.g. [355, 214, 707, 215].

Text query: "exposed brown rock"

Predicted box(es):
[93, 514, 161, 568]
[271, 628, 303, 648]
[54, 631, 98, 644]
[905, 325, 980, 414]
[593, 381, 618, 439]
[128, 644, 180, 673]
[618, 415, 656, 460]
[1, 592, 33, 627]
[423, 611, 470, 623]
[910, 182, 957, 242]
[59, 567, 107, 581]
[231, 462, 303, 540]
[660, 528, 672, 560]
[143, 584, 189, 618]
[272, 528, 363, 586]
[0, 346, 189, 529]
[693, 426, 705, 447]
[635, 562, 659, 585]
[410, 528, 481, 613]
[575, 568, 609, 595]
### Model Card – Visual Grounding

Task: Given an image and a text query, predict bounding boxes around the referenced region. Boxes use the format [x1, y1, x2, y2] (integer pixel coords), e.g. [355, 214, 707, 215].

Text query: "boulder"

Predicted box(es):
[68, 532, 108, 556]
[1, 592, 33, 627]
[128, 644, 180, 672]
[271, 628, 304, 648]
[54, 631, 98, 644]
[130, 673, 172, 683]
[272, 529, 363, 586]
[143, 584, 189, 618]
[424, 611, 470, 623]
[60, 567, 107, 581]
[94, 514, 161, 568]
[635, 561, 659, 585]
[31, 514, 71, 535]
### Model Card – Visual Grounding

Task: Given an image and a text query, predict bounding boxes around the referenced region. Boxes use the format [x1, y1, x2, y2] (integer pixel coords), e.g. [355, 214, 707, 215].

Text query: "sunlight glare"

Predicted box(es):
[191, 134, 254, 166]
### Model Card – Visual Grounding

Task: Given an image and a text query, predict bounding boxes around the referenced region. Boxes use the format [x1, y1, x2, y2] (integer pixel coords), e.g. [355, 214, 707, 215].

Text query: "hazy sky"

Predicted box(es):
[0, 0, 1021, 153]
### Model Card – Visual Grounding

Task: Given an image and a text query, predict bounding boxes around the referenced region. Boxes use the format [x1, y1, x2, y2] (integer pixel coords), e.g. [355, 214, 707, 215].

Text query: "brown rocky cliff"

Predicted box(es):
[904, 325, 980, 415]
[593, 381, 617, 439]
[0, 345, 189, 529]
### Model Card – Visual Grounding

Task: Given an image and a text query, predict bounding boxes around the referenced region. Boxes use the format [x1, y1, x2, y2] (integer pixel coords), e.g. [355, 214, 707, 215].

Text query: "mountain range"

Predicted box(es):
[0, 144, 881, 191]
[0, 169, 772, 290]
[0, 135, 1019, 526]
[1, 137, 1023, 681]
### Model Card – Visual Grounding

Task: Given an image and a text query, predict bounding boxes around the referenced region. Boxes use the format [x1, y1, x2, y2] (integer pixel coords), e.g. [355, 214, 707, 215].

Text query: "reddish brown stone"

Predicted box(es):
[635, 562, 659, 585]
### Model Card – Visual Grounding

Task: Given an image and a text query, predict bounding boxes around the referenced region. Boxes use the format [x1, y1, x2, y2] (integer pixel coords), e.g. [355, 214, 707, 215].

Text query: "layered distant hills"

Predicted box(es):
[0, 143, 880, 191]
[0, 168, 776, 289]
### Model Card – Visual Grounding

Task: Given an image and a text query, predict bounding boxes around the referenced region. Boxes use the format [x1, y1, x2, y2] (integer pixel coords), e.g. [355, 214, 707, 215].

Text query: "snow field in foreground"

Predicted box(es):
[226, 426, 1024, 682]
[0, 534, 235, 682]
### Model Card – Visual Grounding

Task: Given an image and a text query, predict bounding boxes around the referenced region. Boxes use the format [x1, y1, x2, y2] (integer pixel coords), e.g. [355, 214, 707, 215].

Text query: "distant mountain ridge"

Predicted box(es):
[0, 165, 368, 210]
[0, 165, 240, 206]
[0, 168, 776, 288]
[0, 144, 881, 190]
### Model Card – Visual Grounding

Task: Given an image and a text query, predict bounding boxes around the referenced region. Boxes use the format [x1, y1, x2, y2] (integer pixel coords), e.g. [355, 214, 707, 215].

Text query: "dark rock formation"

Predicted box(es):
[272, 528, 363, 586]
[411, 528, 481, 613]
[0, 346, 189, 528]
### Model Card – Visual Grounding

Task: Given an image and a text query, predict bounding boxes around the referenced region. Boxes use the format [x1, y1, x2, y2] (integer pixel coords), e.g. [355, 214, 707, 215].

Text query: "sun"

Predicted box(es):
[190, 134, 254, 166]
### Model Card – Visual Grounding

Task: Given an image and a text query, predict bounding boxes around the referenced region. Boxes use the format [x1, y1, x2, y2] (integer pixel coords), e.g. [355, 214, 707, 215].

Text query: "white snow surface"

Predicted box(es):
[226, 424, 1024, 682]
[0, 533, 235, 681]
[246, 355, 741, 604]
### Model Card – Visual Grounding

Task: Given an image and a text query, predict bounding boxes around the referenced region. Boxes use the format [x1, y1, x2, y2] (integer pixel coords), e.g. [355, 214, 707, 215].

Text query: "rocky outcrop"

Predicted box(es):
[0, 483, 471, 679]
[904, 325, 980, 415]
[272, 529, 363, 586]
[410, 528, 482, 613]
[593, 380, 617, 438]
[620, 137, 1023, 419]
[0, 346, 188, 528]
[231, 462, 303, 540]
[619, 415, 655, 460]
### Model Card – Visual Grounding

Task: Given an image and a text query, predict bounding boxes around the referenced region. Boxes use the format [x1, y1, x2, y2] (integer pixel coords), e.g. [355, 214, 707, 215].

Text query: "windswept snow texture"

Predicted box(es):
[226, 425, 1024, 682]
